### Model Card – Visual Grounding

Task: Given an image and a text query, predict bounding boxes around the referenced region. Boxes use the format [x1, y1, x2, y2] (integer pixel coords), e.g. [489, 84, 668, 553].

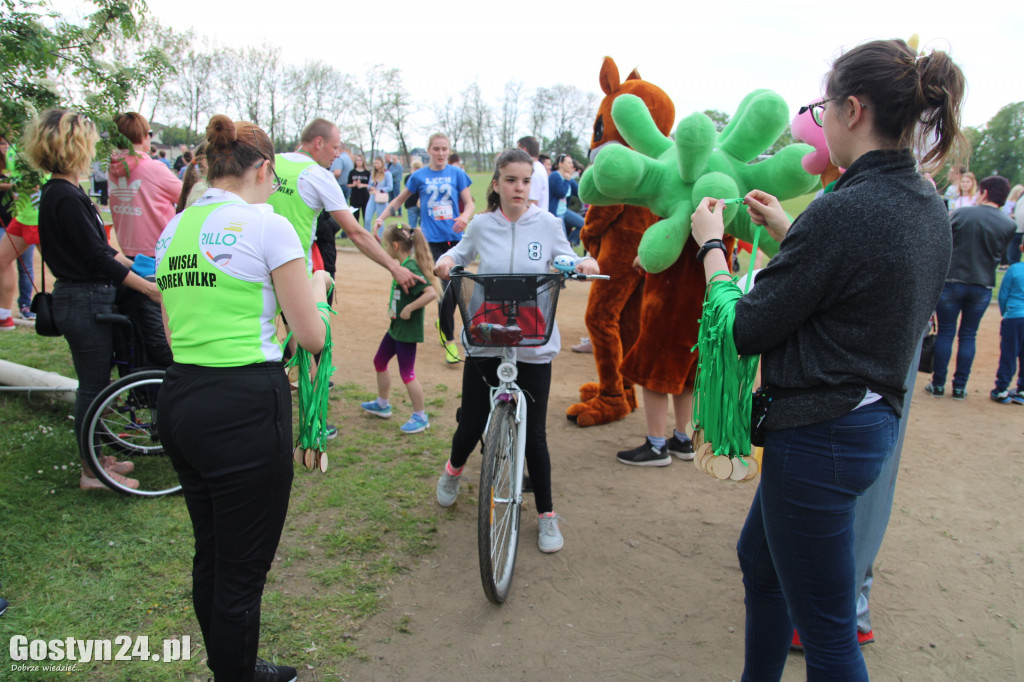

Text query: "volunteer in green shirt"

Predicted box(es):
[156, 114, 329, 682]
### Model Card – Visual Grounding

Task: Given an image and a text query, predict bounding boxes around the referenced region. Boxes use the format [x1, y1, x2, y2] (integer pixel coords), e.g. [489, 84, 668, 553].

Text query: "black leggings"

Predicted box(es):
[158, 362, 292, 681]
[450, 357, 553, 513]
[430, 241, 460, 342]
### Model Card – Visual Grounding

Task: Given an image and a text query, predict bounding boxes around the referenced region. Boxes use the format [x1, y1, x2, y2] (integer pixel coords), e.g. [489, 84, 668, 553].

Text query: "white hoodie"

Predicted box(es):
[439, 205, 593, 363]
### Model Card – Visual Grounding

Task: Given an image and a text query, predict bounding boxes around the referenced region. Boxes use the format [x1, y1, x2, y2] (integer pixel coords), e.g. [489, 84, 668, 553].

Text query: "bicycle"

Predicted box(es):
[79, 289, 178, 497]
[448, 257, 608, 603]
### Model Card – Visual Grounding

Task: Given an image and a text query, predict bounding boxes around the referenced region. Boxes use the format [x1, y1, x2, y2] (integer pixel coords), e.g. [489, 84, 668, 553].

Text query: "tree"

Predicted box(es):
[497, 80, 523, 150]
[529, 85, 597, 153]
[432, 94, 469, 155]
[351, 65, 408, 163]
[96, 15, 183, 125]
[968, 102, 1024, 182]
[0, 0, 158, 195]
[462, 81, 494, 171]
[379, 69, 413, 161]
[168, 34, 219, 138]
[702, 109, 730, 133]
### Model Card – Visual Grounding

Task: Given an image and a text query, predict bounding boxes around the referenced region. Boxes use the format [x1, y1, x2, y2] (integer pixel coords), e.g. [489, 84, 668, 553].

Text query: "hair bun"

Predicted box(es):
[206, 114, 237, 151]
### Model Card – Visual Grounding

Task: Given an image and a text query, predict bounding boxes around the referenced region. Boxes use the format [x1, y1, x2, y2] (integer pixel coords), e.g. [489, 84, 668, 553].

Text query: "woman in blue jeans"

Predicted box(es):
[691, 39, 966, 680]
[24, 109, 163, 490]
[929, 282, 992, 399]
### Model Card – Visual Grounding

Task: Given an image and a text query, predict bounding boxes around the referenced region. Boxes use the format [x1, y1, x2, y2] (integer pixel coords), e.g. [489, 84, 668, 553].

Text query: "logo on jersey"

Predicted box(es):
[110, 177, 142, 203]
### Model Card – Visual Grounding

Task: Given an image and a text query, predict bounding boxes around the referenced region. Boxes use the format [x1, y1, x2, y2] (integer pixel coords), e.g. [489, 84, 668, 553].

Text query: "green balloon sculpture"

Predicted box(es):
[580, 89, 820, 273]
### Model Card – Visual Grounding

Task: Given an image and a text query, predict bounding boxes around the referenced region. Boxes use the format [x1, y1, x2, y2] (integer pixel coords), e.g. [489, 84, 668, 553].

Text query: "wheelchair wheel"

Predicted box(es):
[477, 401, 521, 604]
[81, 369, 181, 497]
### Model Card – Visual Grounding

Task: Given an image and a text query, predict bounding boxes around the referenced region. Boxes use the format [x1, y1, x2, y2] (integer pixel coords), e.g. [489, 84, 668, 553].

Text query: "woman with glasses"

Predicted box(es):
[692, 39, 967, 680]
[156, 114, 330, 682]
[548, 153, 585, 246]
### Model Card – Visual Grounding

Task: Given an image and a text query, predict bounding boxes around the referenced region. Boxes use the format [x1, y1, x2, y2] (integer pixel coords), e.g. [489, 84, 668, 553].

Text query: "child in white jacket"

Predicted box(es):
[433, 148, 599, 553]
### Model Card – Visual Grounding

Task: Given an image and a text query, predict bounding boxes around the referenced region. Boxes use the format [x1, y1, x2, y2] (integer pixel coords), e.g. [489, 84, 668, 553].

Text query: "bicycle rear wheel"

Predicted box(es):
[478, 401, 521, 603]
[81, 369, 181, 497]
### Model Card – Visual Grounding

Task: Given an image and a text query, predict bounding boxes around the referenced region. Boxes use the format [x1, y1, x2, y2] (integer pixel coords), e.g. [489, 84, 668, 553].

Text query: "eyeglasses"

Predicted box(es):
[799, 97, 868, 127]
[255, 159, 281, 192]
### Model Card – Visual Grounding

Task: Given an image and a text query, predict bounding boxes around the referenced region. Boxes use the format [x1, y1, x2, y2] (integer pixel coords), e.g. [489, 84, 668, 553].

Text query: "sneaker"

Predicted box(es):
[616, 438, 671, 467]
[400, 414, 430, 434]
[253, 657, 297, 682]
[570, 337, 593, 353]
[666, 434, 694, 461]
[791, 629, 873, 651]
[0, 596, 7, 617]
[0, 317, 14, 331]
[952, 387, 966, 401]
[360, 400, 392, 418]
[444, 340, 461, 363]
[537, 512, 564, 553]
[324, 425, 338, 439]
[437, 319, 461, 363]
[924, 383, 944, 398]
[991, 389, 1013, 404]
[436, 468, 461, 507]
[19, 305, 36, 320]
[1010, 390, 1024, 406]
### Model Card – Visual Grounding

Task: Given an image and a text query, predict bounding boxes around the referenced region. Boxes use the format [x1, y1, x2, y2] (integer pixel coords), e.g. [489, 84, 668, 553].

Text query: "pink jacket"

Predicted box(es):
[108, 150, 182, 257]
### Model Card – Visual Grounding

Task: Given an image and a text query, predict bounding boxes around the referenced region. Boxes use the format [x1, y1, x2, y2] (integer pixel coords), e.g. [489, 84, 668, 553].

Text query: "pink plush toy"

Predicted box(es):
[791, 102, 842, 187]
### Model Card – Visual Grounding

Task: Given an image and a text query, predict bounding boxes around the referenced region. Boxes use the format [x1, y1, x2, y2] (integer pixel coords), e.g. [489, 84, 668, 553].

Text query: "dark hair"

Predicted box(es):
[516, 136, 539, 158]
[176, 141, 208, 213]
[114, 112, 149, 146]
[204, 114, 273, 184]
[539, 154, 551, 165]
[978, 175, 1011, 207]
[447, 152, 461, 165]
[486, 148, 534, 212]
[826, 38, 967, 171]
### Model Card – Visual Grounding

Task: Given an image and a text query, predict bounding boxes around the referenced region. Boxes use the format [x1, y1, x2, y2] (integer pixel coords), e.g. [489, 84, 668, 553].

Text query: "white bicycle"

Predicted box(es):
[449, 259, 607, 603]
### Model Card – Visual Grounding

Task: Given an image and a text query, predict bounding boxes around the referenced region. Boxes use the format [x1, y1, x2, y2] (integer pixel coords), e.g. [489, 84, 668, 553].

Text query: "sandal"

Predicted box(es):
[101, 455, 135, 475]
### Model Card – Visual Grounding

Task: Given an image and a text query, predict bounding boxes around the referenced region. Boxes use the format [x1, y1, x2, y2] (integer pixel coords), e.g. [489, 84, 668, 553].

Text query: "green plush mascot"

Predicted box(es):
[580, 89, 819, 272]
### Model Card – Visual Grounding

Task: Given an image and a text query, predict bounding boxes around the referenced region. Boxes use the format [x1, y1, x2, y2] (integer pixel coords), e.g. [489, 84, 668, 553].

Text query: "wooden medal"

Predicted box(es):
[710, 454, 733, 480]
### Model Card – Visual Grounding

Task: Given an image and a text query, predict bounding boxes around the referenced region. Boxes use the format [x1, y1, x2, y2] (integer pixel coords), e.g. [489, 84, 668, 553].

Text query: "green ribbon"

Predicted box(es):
[691, 227, 763, 459]
[284, 300, 337, 453]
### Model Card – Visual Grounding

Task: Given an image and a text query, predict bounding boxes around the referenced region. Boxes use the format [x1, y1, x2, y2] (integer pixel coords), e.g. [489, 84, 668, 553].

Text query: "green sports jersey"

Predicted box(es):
[266, 153, 318, 272]
[157, 201, 274, 367]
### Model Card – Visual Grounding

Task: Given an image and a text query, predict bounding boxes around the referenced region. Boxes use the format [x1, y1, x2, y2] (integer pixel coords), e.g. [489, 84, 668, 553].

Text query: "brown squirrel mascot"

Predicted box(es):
[566, 58, 675, 427]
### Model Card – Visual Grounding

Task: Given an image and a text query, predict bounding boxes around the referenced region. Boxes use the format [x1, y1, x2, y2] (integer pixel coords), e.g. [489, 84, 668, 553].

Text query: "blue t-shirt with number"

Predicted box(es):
[405, 165, 472, 243]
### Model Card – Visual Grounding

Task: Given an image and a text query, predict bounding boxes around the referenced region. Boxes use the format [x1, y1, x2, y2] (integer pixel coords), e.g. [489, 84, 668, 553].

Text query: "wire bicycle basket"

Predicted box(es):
[449, 271, 563, 347]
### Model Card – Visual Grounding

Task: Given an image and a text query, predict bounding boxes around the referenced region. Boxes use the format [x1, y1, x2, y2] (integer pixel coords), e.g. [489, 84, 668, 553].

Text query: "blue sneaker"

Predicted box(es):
[361, 400, 392, 418]
[400, 414, 429, 434]
[991, 389, 1014, 404]
[1011, 390, 1024, 406]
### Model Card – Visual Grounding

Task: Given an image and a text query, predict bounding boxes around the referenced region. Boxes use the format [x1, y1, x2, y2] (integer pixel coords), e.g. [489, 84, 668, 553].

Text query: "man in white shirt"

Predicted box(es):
[517, 136, 549, 213]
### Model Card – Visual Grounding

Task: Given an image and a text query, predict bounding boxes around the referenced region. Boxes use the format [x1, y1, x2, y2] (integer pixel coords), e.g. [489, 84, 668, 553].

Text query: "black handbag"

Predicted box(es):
[30, 267, 60, 337]
[918, 317, 936, 374]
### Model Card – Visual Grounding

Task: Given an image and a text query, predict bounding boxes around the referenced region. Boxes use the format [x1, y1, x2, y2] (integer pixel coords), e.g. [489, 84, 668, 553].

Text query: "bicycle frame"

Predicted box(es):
[485, 344, 528, 511]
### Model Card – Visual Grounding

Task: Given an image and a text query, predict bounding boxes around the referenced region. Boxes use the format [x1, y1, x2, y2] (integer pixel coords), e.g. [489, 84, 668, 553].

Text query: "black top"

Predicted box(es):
[946, 205, 1016, 288]
[347, 168, 370, 208]
[403, 173, 418, 209]
[733, 149, 952, 429]
[38, 178, 131, 284]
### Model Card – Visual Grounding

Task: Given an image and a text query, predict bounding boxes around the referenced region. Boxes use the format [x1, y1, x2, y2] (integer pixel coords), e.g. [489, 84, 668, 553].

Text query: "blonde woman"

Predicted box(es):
[951, 171, 978, 210]
[364, 155, 393, 233]
[24, 109, 161, 490]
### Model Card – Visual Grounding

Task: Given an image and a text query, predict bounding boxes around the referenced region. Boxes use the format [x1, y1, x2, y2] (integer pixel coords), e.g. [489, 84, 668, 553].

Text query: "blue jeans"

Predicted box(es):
[365, 197, 387, 233]
[407, 206, 420, 228]
[931, 282, 992, 389]
[995, 317, 1024, 392]
[17, 244, 34, 309]
[51, 281, 116, 458]
[561, 210, 584, 246]
[738, 401, 898, 681]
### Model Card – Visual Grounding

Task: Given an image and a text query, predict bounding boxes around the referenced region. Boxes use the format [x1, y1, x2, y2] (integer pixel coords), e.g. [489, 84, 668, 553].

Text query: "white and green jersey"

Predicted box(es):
[155, 188, 304, 367]
[267, 151, 351, 273]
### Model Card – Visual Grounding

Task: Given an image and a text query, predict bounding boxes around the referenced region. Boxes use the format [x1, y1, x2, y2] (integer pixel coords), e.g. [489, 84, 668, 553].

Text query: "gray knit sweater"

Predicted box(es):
[734, 149, 951, 430]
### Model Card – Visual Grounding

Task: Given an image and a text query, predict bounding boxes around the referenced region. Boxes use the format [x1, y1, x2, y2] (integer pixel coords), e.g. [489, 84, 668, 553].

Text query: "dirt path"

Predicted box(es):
[326, 250, 1022, 681]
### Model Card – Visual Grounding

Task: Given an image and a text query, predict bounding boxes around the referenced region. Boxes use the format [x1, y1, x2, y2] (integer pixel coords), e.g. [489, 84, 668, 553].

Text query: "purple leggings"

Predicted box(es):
[373, 332, 418, 384]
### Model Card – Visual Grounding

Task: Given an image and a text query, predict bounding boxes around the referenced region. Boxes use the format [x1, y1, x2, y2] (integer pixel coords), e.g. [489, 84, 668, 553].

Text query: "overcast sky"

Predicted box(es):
[55, 0, 1024, 144]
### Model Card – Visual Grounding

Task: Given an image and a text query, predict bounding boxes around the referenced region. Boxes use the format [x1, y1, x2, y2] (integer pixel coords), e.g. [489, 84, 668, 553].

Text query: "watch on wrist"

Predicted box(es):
[696, 239, 728, 263]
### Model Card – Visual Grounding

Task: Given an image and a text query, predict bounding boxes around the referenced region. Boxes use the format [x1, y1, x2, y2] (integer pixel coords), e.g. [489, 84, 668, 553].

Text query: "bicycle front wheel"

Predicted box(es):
[81, 370, 181, 497]
[478, 400, 521, 603]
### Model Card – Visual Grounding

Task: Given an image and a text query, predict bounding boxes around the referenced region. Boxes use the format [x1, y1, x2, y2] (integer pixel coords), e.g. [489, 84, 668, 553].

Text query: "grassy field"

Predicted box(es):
[0, 332, 455, 679]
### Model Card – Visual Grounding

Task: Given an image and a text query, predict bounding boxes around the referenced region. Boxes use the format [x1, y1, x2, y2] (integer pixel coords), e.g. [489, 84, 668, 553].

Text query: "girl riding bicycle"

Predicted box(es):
[433, 148, 599, 553]
[361, 223, 439, 434]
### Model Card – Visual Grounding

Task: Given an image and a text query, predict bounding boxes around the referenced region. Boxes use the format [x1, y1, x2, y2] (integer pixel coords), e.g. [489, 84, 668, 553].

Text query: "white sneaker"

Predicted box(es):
[436, 468, 461, 507]
[538, 512, 564, 553]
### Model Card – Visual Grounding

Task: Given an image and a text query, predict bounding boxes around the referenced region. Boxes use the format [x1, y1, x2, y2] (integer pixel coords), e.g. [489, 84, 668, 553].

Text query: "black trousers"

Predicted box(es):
[429, 241, 460, 342]
[158, 362, 292, 682]
[450, 357, 553, 513]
